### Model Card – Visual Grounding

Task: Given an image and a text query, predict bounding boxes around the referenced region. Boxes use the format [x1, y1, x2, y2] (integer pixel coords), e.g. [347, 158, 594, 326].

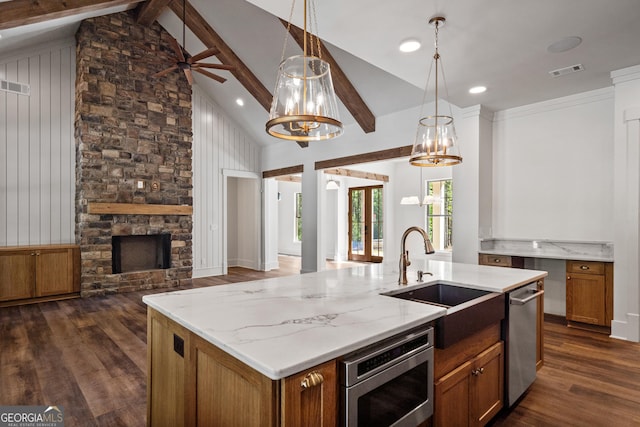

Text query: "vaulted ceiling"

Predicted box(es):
[1, 0, 640, 149]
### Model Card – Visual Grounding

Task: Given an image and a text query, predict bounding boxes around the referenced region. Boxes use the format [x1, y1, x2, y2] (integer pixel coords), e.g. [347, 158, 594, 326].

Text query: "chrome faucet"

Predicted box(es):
[399, 226, 435, 285]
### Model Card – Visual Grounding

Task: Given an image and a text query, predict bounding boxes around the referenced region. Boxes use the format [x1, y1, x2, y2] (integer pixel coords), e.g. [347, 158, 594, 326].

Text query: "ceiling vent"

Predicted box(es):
[549, 64, 585, 78]
[0, 79, 30, 96]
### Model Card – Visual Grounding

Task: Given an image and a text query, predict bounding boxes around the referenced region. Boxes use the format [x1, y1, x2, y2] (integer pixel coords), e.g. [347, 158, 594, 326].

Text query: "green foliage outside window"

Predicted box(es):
[295, 192, 302, 242]
[426, 180, 453, 251]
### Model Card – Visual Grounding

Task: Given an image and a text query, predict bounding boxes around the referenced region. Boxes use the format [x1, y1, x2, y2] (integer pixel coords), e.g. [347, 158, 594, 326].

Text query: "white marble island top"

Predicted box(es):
[143, 260, 547, 380]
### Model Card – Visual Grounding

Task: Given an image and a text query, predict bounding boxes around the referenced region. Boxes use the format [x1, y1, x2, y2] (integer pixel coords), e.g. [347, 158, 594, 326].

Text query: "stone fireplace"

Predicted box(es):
[74, 11, 193, 296]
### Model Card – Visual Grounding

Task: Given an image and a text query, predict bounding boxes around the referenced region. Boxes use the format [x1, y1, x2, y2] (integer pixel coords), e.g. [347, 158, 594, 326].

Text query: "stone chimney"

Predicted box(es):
[75, 11, 193, 296]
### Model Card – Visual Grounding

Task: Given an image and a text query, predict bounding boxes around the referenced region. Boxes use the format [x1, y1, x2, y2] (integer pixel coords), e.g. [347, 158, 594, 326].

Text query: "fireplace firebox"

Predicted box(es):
[112, 234, 171, 274]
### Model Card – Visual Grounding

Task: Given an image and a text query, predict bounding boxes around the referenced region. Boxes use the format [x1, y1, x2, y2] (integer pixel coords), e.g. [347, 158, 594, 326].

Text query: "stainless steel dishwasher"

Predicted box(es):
[505, 281, 544, 407]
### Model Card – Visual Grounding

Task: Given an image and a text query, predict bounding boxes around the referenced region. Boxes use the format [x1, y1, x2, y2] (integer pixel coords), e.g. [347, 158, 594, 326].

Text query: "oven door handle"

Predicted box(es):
[510, 289, 544, 305]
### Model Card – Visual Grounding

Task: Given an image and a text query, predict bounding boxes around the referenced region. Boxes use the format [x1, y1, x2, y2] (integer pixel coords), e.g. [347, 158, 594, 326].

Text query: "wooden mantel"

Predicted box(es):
[87, 203, 193, 216]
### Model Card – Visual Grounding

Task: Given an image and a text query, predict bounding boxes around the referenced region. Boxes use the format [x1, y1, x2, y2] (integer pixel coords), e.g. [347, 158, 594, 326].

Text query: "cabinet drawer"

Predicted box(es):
[566, 261, 604, 275]
[479, 254, 523, 268]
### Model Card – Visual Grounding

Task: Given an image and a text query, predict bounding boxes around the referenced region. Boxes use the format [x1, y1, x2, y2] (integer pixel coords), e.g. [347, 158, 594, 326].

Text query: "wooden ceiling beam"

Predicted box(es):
[275, 175, 302, 183]
[315, 145, 412, 170]
[135, 0, 173, 26]
[0, 0, 143, 30]
[323, 168, 389, 183]
[282, 20, 376, 134]
[263, 165, 304, 179]
[170, 0, 273, 112]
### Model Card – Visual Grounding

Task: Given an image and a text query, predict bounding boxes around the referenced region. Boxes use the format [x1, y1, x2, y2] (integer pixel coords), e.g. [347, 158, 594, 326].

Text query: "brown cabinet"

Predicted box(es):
[147, 308, 338, 427]
[434, 323, 504, 427]
[281, 361, 338, 427]
[478, 254, 524, 269]
[478, 254, 544, 370]
[566, 261, 613, 331]
[0, 245, 80, 305]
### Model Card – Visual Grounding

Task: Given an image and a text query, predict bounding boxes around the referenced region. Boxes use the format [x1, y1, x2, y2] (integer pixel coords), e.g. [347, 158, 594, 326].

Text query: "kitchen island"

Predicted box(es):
[143, 260, 546, 426]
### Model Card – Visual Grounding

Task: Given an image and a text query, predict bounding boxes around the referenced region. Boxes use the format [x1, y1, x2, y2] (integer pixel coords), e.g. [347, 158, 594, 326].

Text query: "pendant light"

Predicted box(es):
[265, 0, 343, 144]
[410, 16, 462, 167]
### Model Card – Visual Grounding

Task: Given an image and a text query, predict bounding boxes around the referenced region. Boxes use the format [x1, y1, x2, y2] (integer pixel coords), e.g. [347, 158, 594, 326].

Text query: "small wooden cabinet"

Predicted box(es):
[434, 323, 504, 427]
[566, 261, 613, 332]
[147, 308, 338, 427]
[478, 254, 524, 269]
[0, 245, 80, 305]
[478, 254, 544, 370]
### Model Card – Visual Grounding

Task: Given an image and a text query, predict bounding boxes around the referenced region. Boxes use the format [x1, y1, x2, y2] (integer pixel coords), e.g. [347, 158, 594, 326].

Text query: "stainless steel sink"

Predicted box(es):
[384, 282, 505, 348]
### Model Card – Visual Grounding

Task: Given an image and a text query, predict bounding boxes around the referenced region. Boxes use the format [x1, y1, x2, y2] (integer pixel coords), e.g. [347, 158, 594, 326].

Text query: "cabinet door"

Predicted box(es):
[0, 251, 35, 301]
[148, 310, 188, 427]
[470, 341, 504, 427]
[35, 248, 73, 297]
[566, 272, 606, 325]
[434, 360, 472, 427]
[281, 360, 338, 427]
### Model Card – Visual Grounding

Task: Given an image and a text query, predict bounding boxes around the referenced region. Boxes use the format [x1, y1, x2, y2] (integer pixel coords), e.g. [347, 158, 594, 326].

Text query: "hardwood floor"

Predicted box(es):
[2, 265, 640, 426]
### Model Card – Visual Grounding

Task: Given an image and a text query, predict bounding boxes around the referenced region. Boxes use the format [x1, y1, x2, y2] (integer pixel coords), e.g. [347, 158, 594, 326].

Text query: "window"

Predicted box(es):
[295, 192, 302, 242]
[426, 179, 452, 251]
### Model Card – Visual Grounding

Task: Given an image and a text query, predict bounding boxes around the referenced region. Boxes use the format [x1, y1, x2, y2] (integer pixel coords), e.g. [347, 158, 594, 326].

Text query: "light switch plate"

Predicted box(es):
[136, 180, 144, 189]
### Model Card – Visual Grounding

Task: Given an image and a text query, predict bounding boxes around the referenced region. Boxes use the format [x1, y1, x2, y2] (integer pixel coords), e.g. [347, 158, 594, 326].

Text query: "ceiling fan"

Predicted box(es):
[153, 0, 233, 85]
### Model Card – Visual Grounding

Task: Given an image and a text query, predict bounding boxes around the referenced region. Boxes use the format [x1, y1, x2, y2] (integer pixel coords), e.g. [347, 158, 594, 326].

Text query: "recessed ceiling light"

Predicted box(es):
[399, 38, 421, 53]
[547, 36, 582, 53]
[469, 86, 487, 94]
[236, 98, 244, 106]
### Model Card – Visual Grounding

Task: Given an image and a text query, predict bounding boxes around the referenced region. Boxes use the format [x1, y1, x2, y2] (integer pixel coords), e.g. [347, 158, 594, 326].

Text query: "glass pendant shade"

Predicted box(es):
[410, 114, 462, 166]
[410, 16, 462, 167]
[266, 55, 343, 142]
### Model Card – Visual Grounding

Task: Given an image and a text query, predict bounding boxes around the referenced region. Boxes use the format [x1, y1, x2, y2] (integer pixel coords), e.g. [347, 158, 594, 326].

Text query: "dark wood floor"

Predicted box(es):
[2, 261, 640, 426]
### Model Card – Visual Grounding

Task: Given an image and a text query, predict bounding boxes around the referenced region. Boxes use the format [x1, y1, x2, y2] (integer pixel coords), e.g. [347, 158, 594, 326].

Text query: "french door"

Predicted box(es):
[348, 185, 383, 262]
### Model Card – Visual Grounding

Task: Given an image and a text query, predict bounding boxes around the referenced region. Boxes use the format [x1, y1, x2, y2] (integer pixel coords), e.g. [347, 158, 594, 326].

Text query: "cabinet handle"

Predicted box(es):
[30, 252, 36, 256]
[472, 367, 484, 376]
[301, 371, 324, 389]
[493, 259, 501, 263]
[580, 265, 589, 270]
[567, 276, 571, 280]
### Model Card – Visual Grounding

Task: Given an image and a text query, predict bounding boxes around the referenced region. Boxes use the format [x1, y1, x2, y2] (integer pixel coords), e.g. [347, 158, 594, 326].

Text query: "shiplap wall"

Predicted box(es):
[192, 86, 261, 277]
[0, 40, 76, 246]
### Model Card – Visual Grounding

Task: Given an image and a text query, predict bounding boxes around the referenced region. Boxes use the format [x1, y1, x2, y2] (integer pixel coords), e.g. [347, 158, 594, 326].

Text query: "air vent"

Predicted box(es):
[549, 64, 585, 78]
[0, 79, 30, 96]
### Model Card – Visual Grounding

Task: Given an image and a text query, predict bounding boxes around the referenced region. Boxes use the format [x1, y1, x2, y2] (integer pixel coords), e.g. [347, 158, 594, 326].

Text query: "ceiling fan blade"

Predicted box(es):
[153, 65, 179, 78]
[169, 36, 185, 62]
[193, 68, 227, 84]
[189, 48, 220, 64]
[192, 63, 235, 71]
[184, 68, 194, 85]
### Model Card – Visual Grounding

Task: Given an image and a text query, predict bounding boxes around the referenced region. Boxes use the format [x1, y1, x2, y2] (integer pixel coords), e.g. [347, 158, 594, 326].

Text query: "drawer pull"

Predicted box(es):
[472, 367, 484, 376]
[580, 265, 589, 270]
[493, 259, 501, 263]
[301, 371, 324, 389]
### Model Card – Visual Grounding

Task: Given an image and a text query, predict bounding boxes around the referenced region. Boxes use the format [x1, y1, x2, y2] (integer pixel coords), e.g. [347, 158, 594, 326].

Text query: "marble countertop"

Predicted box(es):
[143, 259, 547, 380]
[479, 238, 614, 262]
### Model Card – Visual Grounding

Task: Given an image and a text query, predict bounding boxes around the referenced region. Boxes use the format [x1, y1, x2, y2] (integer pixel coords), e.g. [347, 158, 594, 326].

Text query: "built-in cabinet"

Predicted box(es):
[0, 245, 80, 306]
[566, 260, 613, 333]
[478, 254, 544, 370]
[434, 323, 504, 427]
[147, 308, 337, 427]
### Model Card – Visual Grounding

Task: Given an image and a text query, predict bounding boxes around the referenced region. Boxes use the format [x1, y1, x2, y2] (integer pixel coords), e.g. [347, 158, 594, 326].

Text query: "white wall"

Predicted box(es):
[611, 64, 640, 341]
[192, 87, 262, 277]
[277, 180, 302, 256]
[492, 88, 614, 241]
[0, 39, 76, 246]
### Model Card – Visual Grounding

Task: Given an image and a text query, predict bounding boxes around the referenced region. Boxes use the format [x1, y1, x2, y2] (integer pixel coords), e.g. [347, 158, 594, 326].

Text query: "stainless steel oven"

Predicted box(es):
[341, 326, 434, 427]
